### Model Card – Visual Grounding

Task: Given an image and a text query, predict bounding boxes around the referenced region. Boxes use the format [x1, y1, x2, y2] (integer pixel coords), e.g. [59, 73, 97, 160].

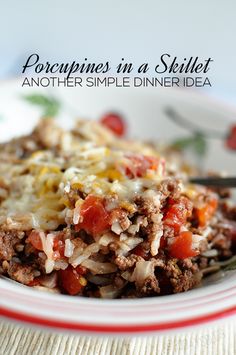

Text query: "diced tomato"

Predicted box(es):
[59, 266, 85, 295]
[53, 238, 65, 260]
[132, 245, 149, 259]
[27, 230, 43, 251]
[76, 265, 87, 275]
[163, 197, 192, 234]
[123, 154, 160, 179]
[169, 231, 199, 259]
[100, 113, 126, 137]
[75, 195, 110, 236]
[195, 197, 218, 227]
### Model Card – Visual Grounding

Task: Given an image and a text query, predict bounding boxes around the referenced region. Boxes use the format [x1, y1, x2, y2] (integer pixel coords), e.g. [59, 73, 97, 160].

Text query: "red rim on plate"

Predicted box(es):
[1, 275, 236, 334]
[1, 304, 236, 334]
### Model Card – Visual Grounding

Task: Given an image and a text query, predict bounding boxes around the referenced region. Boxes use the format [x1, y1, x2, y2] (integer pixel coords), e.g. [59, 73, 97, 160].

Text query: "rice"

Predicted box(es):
[64, 239, 75, 257]
[70, 243, 100, 267]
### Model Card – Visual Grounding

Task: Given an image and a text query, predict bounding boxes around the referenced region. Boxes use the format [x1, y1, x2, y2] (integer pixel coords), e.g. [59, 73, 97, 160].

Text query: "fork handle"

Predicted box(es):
[189, 177, 236, 188]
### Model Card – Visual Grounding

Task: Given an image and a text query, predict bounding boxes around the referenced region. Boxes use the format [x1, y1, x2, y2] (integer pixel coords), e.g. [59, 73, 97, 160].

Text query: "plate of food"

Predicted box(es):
[0, 80, 236, 334]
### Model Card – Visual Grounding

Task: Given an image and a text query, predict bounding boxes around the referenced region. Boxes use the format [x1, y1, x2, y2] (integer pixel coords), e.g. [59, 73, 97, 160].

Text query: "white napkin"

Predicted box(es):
[1, 320, 236, 355]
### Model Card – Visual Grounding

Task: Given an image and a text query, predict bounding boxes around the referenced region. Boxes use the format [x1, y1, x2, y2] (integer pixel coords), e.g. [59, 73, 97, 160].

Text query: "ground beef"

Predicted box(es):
[205, 213, 234, 258]
[7, 262, 35, 285]
[158, 178, 181, 201]
[211, 187, 231, 199]
[134, 191, 163, 255]
[139, 275, 160, 295]
[156, 258, 201, 295]
[118, 255, 202, 297]
[0, 230, 25, 261]
[220, 201, 236, 220]
[117, 211, 131, 231]
[114, 275, 127, 288]
[0, 119, 66, 160]
[0, 133, 44, 159]
[135, 195, 159, 215]
[110, 209, 131, 233]
[170, 268, 201, 293]
[114, 254, 143, 271]
[198, 257, 208, 269]
[211, 232, 232, 258]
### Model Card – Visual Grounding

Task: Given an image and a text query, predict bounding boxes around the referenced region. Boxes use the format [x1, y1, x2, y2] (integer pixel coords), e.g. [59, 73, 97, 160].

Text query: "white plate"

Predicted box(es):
[0, 79, 236, 334]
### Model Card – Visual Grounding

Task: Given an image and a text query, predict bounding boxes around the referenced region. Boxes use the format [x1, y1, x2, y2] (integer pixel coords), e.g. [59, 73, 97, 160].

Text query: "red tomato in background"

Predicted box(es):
[100, 113, 126, 136]
[225, 125, 236, 150]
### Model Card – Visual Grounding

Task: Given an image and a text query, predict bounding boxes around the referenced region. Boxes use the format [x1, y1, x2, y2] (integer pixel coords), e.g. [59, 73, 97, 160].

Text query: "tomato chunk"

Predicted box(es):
[59, 266, 86, 295]
[76, 265, 87, 275]
[195, 197, 218, 227]
[27, 230, 43, 251]
[100, 113, 126, 136]
[169, 231, 199, 259]
[163, 197, 192, 234]
[76, 195, 110, 236]
[53, 238, 65, 260]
